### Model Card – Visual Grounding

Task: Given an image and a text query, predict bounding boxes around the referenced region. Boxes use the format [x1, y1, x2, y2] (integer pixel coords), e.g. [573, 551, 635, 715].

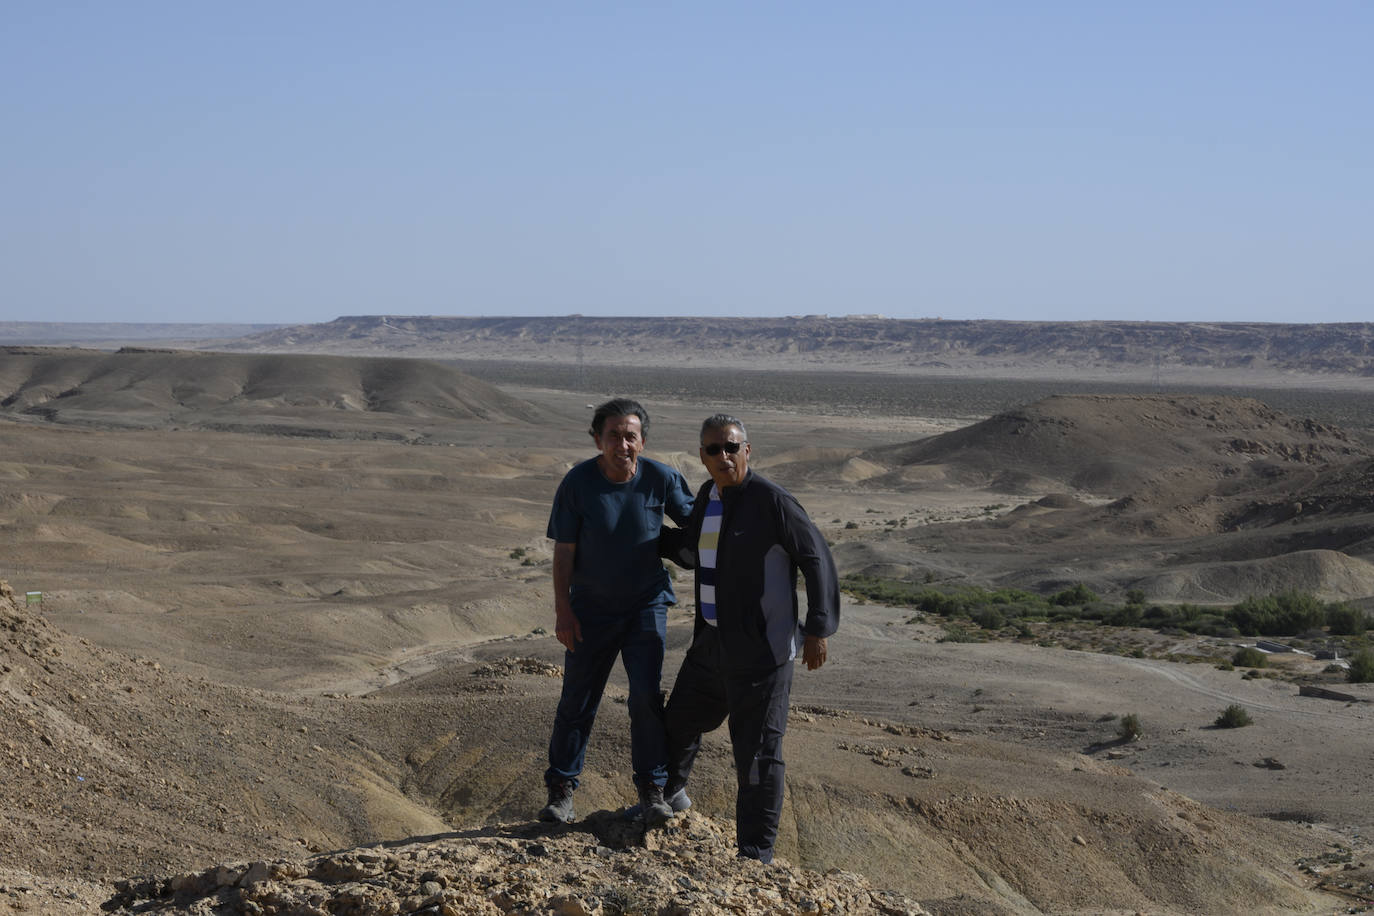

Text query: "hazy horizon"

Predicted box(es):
[4, 313, 1374, 331]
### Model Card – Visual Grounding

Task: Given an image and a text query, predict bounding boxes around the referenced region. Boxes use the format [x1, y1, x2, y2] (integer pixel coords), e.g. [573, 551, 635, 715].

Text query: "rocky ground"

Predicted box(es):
[102, 811, 928, 916]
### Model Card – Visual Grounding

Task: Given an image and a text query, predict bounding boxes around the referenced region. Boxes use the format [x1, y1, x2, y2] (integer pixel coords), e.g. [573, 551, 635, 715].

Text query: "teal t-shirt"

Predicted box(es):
[547, 456, 694, 612]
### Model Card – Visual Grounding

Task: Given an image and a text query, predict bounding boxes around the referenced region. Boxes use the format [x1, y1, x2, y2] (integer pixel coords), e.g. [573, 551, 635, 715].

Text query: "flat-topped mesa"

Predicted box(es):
[219, 316, 1374, 377]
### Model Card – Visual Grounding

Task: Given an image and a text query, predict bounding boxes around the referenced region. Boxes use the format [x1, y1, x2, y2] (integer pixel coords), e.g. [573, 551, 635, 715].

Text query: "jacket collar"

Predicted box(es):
[715, 469, 755, 501]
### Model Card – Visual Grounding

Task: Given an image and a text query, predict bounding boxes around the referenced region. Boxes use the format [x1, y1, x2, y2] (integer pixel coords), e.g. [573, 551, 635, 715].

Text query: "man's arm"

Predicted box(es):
[657, 524, 697, 569]
[777, 492, 840, 662]
[659, 478, 707, 569]
[667, 469, 695, 526]
[552, 542, 581, 652]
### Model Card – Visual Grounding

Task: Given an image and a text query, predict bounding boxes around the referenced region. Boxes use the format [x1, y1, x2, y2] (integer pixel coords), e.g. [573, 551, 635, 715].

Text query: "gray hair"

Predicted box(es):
[700, 413, 746, 443]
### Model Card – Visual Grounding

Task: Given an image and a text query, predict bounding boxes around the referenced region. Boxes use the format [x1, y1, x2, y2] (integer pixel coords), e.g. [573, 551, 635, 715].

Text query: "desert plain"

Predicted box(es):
[1, 337, 1373, 915]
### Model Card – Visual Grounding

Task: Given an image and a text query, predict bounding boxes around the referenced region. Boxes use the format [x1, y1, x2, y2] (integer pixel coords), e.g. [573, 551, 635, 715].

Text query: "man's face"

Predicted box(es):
[699, 423, 749, 490]
[594, 413, 645, 481]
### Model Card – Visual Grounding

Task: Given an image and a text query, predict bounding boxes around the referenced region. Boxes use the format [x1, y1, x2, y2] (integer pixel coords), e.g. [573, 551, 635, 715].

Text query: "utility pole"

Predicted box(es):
[574, 316, 586, 391]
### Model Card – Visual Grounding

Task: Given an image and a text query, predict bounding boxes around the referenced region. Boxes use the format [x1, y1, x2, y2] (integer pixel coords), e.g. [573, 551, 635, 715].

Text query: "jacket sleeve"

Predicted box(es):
[777, 491, 840, 638]
[657, 524, 697, 569]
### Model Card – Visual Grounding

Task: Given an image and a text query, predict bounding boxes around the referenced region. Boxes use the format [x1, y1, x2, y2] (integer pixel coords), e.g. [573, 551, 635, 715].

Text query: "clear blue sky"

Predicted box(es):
[3, 3, 1369, 325]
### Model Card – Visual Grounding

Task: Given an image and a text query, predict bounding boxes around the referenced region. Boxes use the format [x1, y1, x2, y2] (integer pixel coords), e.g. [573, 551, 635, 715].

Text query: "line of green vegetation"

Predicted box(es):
[842, 576, 1371, 639]
[842, 576, 1374, 682]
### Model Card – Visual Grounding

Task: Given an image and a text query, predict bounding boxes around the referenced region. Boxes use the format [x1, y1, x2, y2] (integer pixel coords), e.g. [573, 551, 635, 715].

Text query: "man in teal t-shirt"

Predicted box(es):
[539, 398, 693, 827]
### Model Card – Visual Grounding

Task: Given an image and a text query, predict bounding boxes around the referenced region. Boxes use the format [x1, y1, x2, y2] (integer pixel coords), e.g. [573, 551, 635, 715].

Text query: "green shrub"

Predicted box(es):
[1105, 604, 1143, 627]
[987, 588, 1037, 605]
[1215, 704, 1253, 728]
[970, 606, 1006, 630]
[938, 625, 981, 644]
[1227, 592, 1326, 636]
[1080, 604, 1108, 622]
[1190, 614, 1236, 637]
[1232, 647, 1268, 668]
[1142, 603, 1213, 632]
[1052, 583, 1099, 607]
[1348, 650, 1374, 684]
[1327, 604, 1371, 636]
[1117, 713, 1142, 741]
[1141, 605, 1175, 626]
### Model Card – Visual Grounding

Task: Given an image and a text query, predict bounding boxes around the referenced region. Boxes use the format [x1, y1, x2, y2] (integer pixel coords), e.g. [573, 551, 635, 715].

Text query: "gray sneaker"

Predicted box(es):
[664, 785, 692, 813]
[638, 783, 674, 828]
[538, 780, 575, 823]
[625, 785, 691, 821]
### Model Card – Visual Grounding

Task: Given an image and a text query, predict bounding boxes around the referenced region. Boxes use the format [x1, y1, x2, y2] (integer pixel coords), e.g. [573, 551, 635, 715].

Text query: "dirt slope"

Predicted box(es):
[0, 347, 551, 432]
[0, 579, 448, 891]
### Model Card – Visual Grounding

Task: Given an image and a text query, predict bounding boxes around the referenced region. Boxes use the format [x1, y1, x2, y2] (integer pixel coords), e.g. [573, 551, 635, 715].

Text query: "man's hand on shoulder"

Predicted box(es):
[803, 634, 827, 670]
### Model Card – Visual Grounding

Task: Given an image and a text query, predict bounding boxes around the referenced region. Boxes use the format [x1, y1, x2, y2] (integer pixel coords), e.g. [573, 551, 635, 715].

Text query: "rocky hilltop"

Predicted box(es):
[105, 811, 928, 916]
[220, 315, 1374, 382]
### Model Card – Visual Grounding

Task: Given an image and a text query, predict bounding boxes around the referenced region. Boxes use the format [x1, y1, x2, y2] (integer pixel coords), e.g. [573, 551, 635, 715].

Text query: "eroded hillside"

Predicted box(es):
[831, 394, 1374, 603]
[0, 347, 552, 434]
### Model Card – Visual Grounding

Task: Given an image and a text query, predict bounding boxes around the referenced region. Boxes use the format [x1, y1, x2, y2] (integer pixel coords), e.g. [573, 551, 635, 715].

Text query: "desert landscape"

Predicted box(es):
[2, 320, 1373, 915]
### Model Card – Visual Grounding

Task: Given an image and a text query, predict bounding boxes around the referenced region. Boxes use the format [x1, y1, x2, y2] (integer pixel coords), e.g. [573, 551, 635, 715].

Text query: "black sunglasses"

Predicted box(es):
[703, 441, 744, 456]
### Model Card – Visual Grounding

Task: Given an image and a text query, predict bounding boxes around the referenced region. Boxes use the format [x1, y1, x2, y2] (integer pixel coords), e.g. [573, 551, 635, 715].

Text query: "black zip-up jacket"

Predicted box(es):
[663, 470, 839, 672]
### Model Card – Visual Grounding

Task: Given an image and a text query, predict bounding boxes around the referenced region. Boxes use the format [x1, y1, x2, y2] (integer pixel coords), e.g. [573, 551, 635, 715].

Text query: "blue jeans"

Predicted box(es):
[545, 603, 669, 790]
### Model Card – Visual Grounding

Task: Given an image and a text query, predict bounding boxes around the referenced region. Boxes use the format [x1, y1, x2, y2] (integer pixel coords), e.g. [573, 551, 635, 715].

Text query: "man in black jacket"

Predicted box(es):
[660, 413, 839, 863]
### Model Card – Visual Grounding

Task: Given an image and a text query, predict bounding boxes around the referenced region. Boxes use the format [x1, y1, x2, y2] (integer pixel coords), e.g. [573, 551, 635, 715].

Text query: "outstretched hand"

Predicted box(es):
[802, 635, 827, 670]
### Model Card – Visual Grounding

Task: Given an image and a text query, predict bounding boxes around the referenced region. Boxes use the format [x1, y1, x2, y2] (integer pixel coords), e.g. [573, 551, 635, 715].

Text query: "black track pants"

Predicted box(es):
[664, 626, 794, 863]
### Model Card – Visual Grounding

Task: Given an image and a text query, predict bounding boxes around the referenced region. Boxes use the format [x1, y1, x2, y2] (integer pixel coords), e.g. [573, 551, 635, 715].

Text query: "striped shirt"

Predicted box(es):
[697, 485, 723, 625]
